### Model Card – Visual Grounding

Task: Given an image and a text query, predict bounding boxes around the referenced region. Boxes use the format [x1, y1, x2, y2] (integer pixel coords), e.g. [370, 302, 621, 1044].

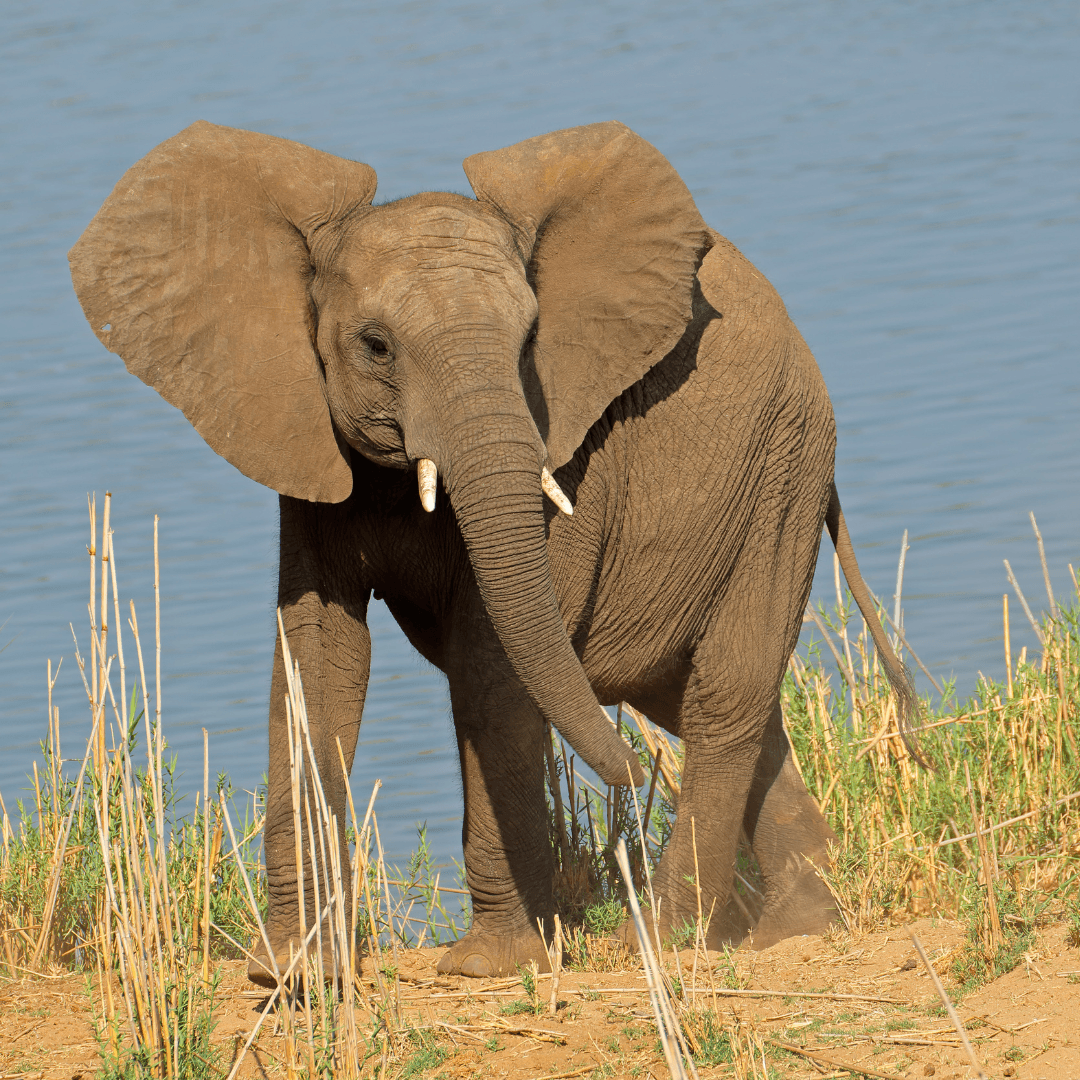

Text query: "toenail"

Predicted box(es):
[459, 953, 494, 978]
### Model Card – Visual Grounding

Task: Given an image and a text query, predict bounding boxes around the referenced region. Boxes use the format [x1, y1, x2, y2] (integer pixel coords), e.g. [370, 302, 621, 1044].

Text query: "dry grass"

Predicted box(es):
[1, 499, 1078, 1079]
[784, 543, 1079, 993]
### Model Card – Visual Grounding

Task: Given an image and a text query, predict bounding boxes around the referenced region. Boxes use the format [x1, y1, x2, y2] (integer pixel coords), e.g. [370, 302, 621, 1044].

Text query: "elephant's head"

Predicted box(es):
[69, 121, 709, 788]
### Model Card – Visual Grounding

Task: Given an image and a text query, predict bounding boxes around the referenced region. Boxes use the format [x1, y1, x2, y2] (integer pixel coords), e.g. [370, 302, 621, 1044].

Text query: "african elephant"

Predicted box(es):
[69, 120, 917, 983]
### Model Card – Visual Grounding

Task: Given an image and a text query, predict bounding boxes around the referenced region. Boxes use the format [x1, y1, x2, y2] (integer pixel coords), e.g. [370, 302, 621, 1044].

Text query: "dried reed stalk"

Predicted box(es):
[614, 838, 697, 1080]
[911, 934, 988, 1080]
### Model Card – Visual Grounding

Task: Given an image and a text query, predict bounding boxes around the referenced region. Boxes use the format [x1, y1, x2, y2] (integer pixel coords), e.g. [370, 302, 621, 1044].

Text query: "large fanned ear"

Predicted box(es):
[69, 121, 377, 503]
[463, 121, 708, 470]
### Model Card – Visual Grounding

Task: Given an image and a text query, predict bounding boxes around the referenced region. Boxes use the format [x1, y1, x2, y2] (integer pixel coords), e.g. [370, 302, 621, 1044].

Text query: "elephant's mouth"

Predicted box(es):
[339, 414, 411, 471]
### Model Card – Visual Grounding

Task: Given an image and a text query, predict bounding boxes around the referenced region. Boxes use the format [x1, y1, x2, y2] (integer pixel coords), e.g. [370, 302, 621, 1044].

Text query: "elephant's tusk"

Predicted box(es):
[417, 458, 438, 512]
[541, 467, 573, 516]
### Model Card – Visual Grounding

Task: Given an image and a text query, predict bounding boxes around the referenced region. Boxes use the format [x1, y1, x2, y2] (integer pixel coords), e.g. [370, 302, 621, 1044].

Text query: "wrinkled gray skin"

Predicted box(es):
[69, 121, 915, 985]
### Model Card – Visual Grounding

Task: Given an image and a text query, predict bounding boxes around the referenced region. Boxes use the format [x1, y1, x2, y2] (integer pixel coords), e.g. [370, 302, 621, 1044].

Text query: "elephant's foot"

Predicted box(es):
[246, 933, 344, 989]
[613, 903, 692, 953]
[616, 880, 758, 954]
[750, 865, 838, 950]
[248, 939, 283, 989]
[436, 926, 550, 978]
[697, 890, 756, 950]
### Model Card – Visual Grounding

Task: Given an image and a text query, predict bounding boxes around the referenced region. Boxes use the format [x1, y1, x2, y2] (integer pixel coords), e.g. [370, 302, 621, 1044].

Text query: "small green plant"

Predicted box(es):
[499, 961, 546, 1016]
[499, 998, 534, 1016]
[883, 1017, 916, 1032]
[711, 943, 744, 989]
[784, 1017, 823, 1038]
[667, 917, 696, 949]
[1065, 899, 1080, 948]
[681, 1010, 734, 1067]
[952, 878, 1036, 990]
[399, 1029, 448, 1078]
[583, 897, 625, 936]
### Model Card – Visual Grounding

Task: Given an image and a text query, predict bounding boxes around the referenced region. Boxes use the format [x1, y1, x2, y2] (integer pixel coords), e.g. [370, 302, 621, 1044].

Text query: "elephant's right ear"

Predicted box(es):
[69, 121, 377, 503]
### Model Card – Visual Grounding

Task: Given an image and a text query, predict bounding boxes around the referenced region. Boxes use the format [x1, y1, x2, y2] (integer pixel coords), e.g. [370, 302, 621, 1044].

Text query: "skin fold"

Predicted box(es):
[69, 121, 915, 985]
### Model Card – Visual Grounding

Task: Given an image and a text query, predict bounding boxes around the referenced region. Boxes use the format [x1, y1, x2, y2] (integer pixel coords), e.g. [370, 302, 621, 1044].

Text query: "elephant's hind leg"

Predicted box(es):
[649, 581, 836, 951]
[647, 622, 774, 950]
[741, 701, 838, 949]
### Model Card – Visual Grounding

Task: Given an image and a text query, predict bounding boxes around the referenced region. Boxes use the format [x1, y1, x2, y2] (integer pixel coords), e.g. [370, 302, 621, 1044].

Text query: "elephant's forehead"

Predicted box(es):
[331, 203, 534, 323]
[341, 203, 517, 269]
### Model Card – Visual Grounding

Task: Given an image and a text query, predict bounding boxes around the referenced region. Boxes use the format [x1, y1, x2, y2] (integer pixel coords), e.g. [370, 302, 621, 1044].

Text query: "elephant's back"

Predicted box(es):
[695, 228, 833, 416]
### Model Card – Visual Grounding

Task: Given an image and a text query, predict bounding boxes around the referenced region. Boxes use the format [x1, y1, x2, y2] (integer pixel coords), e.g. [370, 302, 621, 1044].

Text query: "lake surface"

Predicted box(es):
[2, 0, 1077, 872]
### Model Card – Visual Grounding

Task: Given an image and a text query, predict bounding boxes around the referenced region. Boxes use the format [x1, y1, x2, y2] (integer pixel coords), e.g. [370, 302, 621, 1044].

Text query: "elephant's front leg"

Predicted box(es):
[249, 496, 372, 988]
[437, 604, 554, 978]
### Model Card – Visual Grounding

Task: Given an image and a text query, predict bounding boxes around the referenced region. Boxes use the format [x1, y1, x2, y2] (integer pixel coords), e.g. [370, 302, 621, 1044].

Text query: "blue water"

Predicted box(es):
[2, 1, 1078, 871]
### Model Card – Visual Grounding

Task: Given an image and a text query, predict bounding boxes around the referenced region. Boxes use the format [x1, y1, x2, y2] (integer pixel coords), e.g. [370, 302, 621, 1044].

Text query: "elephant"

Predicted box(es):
[69, 120, 919, 984]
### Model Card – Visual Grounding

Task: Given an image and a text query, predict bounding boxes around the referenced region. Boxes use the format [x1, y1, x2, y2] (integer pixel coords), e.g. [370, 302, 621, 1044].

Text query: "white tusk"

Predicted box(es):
[417, 458, 437, 512]
[541, 467, 573, 516]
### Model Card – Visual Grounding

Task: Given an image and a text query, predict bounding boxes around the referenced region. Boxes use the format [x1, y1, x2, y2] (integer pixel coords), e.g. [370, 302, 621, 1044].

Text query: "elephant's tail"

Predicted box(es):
[825, 483, 929, 769]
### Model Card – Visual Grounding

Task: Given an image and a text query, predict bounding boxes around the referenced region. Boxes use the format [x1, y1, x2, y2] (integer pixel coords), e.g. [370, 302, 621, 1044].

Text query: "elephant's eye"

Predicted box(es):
[359, 332, 392, 361]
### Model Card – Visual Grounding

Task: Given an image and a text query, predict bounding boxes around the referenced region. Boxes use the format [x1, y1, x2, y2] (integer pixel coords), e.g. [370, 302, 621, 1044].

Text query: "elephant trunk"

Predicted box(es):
[435, 393, 643, 788]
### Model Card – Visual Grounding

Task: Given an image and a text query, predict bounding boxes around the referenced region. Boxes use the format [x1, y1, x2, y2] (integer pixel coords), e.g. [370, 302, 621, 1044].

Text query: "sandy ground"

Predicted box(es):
[2, 917, 1078, 1079]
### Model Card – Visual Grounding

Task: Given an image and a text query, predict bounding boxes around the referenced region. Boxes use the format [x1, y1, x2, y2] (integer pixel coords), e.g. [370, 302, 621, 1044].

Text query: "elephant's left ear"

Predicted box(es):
[464, 121, 708, 470]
